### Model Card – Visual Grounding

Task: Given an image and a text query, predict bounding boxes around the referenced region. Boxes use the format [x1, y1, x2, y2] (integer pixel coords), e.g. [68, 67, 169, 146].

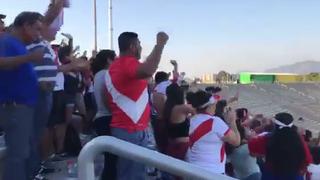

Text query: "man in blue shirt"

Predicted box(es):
[0, 12, 43, 180]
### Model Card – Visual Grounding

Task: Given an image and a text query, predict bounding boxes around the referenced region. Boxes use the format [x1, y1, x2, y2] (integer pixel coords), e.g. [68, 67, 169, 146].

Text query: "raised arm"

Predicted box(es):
[170, 60, 179, 80]
[152, 92, 166, 119]
[227, 90, 239, 104]
[43, 0, 64, 26]
[222, 109, 241, 146]
[136, 32, 169, 79]
[61, 33, 73, 53]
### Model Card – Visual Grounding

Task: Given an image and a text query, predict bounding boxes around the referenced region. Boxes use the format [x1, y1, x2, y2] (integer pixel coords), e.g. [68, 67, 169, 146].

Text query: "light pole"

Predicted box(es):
[93, 0, 98, 51]
[108, 0, 114, 50]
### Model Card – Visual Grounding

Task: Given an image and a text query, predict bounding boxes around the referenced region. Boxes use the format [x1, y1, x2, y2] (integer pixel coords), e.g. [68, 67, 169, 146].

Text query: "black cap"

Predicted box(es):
[0, 14, 6, 19]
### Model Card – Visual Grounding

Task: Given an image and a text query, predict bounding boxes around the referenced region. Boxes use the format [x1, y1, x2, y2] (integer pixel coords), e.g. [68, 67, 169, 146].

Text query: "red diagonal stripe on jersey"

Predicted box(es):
[189, 119, 213, 148]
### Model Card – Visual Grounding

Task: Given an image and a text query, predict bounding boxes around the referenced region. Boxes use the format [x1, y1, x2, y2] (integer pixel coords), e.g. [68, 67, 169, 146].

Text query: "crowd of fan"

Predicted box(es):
[1, 1, 320, 180]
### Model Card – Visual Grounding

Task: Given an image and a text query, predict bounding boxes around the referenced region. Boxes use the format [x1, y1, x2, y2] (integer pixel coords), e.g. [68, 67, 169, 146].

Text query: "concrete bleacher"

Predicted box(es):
[199, 83, 320, 133]
[285, 83, 320, 102]
[0, 83, 318, 179]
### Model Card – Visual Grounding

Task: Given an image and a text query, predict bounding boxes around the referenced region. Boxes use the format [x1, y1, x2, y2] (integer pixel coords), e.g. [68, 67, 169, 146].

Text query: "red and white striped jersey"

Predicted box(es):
[186, 113, 230, 174]
[104, 56, 150, 132]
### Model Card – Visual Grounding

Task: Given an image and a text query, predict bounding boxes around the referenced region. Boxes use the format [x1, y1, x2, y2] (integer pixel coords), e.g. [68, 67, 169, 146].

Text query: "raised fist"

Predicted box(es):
[91, 50, 98, 58]
[225, 108, 236, 124]
[157, 32, 169, 46]
[170, 60, 177, 66]
[61, 33, 73, 39]
[82, 50, 87, 57]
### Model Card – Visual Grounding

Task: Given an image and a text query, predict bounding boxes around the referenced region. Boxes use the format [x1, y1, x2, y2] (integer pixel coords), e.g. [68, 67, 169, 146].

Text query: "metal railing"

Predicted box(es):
[78, 136, 236, 180]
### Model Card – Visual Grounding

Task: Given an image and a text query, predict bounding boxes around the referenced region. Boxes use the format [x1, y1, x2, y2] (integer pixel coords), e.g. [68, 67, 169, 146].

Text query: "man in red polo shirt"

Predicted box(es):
[105, 31, 168, 179]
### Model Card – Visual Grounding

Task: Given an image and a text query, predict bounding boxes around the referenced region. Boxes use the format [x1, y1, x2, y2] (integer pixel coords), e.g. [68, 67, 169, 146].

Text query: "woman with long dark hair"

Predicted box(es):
[92, 49, 116, 180]
[92, 50, 116, 134]
[214, 99, 227, 120]
[185, 90, 240, 174]
[236, 108, 249, 124]
[248, 112, 312, 179]
[162, 83, 195, 160]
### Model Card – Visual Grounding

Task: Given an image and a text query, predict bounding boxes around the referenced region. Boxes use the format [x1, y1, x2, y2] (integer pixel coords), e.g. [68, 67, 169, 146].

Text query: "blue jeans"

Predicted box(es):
[0, 105, 34, 180]
[28, 90, 52, 177]
[111, 127, 149, 180]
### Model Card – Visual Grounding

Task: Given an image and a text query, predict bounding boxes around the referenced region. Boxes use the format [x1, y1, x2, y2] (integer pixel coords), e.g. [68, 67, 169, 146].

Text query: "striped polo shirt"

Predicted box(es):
[27, 40, 58, 84]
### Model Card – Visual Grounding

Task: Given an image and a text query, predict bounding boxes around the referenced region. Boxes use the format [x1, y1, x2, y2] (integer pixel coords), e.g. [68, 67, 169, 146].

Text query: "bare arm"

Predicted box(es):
[57, 63, 73, 73]
[102, 87, 111, 112]
[227, 96, 238, 104]
[227, 91, 239, 104]
[170, 60, 179, 79]
[222, 110, 241, 146]
[136, 32, 169, 79]
[136, 45, 164, 79]
[152, 92, 166, 119]
[61, 33, 74, 53]
[58, 57, 90, 73]
[179, 104, 196, 115]
[68, 37, 73, 52]
[0, 56, 31, 69]
[0, 49, 44, 70]
[173, 64, 178, 74]
[170, 104, 195, 123]
[222, 121, 241, 146]
[43, 0, 64, 25]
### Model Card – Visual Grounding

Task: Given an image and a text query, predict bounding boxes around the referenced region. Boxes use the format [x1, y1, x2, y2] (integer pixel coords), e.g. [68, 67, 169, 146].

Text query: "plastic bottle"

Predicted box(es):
[67, 160, 78, 178]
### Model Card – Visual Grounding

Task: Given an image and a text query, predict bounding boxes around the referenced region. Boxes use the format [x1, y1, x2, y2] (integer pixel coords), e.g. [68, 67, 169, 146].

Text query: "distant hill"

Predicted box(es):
[265, 60, 320, 74]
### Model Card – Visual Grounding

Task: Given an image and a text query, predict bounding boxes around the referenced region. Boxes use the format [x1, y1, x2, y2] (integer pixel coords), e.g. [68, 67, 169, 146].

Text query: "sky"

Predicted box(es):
[3, 0, 320, 77]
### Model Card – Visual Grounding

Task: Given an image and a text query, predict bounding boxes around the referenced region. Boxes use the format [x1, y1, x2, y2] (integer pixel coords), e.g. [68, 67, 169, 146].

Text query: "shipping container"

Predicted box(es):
[276, 75, 301, 83]
[239, 73, 252, 84]
[251, 74, 275, 83]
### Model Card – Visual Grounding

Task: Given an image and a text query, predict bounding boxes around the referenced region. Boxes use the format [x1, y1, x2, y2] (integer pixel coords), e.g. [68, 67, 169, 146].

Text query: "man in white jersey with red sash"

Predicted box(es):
[104, 32, 169, 179]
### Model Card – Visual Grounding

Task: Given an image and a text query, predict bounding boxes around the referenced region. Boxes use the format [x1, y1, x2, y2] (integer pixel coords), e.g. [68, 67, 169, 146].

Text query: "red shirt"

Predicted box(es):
[248, 134, 313, 173]
[105, 56, 150, 132]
